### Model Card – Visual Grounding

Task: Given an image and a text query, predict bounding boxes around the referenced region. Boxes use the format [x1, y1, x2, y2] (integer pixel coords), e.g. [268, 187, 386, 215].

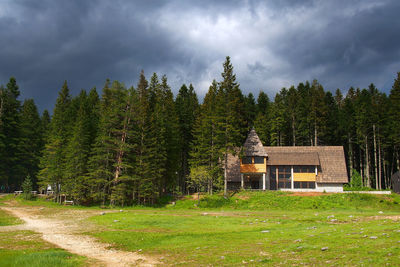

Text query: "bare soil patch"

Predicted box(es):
[363, 215, 400, 221]
[1, 206, 158, 266]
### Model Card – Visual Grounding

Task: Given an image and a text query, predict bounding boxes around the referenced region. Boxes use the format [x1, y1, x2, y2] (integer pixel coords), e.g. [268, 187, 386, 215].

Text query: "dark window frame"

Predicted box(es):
[242, 157, 252, 164]
[254, 157, 264, 164]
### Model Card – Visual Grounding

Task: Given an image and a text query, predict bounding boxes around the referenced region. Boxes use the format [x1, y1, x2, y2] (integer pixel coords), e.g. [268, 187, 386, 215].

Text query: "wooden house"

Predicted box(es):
[226, 129, 348, 192]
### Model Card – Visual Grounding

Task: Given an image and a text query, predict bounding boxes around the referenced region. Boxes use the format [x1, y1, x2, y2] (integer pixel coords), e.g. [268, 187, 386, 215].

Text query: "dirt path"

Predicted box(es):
[1, 206, 158, 267]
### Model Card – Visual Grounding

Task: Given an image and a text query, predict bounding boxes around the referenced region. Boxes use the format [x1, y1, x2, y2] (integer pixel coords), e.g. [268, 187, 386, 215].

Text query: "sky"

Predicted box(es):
[1, 0, 400, 113]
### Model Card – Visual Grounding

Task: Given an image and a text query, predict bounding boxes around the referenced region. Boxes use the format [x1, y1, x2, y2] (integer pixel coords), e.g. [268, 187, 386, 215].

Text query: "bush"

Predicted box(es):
[21, 175, 34, 200]
[350, 169, 362, 188]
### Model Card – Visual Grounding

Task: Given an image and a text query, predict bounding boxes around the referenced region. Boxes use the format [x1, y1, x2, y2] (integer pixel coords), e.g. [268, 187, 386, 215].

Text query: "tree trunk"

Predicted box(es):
[348, 134, 353, 171]
[383, 149, 388, 189]
[365, 136, 370, 187]
[397, 150, 400, 171]
[224, 151, 228, 196]
[314, 121, 317, 146]
[378, 137, 382, 190]
[360, 147, 364, 186]
[292, 115, 296, 146]
[373, 125, 378, 189]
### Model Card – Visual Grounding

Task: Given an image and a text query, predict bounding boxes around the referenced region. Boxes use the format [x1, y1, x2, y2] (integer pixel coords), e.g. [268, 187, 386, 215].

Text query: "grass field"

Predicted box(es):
[0, 204, 86, 267]
[0, 230, 86, 267]
[1, 192, 400, 266]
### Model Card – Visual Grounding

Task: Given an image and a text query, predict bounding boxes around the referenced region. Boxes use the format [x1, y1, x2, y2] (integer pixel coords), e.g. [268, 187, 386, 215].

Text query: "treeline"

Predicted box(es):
[0, 57, 400, 205]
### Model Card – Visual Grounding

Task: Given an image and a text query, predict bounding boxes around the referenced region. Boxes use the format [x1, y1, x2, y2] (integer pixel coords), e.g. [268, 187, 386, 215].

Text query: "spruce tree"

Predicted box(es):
[175, 83, 199, 193]
[389, 72, 400, 171]
[18, 99, 42, 188]
[0, 78, 22, 190]
[190, 80, 221, 194]
[244, 93, 256, 129]
[87, 80, 132, 205]
[215, 56, 245, 195]
[64, 89, 100, 203]
[254, 91, 270, 145]
[159, 75, 179, 194]
[269, 91, 287, 146]
[39, 81, 72, 202]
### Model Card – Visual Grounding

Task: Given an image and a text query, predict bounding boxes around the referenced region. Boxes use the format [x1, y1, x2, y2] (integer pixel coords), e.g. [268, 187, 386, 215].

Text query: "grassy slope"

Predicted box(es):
[2, 192, 400, 266]
[88, 192, 400, 266]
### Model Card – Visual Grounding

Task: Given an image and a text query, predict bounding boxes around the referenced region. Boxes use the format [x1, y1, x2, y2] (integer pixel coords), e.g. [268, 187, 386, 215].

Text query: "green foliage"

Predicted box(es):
[2, 59, 400, 206]
[21, 175, 34, 200]
[349, 169, 362, 188]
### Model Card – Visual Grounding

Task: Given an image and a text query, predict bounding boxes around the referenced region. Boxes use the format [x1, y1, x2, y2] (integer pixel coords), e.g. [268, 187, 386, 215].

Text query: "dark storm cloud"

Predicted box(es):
[0, 0, 399, 112]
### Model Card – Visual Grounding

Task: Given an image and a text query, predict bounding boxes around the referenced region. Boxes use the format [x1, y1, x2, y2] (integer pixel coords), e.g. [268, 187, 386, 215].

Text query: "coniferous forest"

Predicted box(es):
[1, 57, 400, 205]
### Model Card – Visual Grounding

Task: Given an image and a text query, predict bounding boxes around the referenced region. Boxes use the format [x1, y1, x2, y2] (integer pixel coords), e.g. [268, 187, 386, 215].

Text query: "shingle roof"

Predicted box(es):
[243, 129, 268, 157]
[267, 152, 320, 166]
[265, 146, 348, 183]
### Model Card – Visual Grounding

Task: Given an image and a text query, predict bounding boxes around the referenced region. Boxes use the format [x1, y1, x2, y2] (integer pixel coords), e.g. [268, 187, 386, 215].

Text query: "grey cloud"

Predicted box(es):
[0, 0, 399, 112]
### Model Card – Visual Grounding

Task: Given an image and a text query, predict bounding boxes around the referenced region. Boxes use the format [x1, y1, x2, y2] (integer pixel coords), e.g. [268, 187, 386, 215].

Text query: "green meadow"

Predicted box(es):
[0, 208, 86, 267]
[1, 192, 400, 266]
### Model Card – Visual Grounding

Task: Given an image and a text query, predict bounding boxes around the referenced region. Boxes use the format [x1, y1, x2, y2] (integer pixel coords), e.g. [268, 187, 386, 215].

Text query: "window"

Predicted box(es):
[294, 181, 316, 189]
[278, 165, 291, 189]
[293, 165, 315, 173]
[242, 157, 252, 164]
[254, 157, 264, 164]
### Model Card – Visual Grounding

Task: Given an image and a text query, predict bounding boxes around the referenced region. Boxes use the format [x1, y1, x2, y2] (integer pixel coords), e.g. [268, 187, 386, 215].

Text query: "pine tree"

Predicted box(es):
[287, 86, 298, 146]
[296, 82, 313, 145]
[39, 81, 72, 202]
[159, 75, 179, 194]
[244, 93, 256, 129]
[309, 80, 328, 146]
[270, 91, 287, 146]
[215, 56, 245, 195]
[132, 71, 158, 204]
[87, 79, 132, 205]
[0, 78, 22, 191]
[190, 80, 221, 194]
[64, 89, 100, 203]
[254, 91, 270, 145]
[18, 99, 42, 188]
[175, 83, 199, 193]
[389, 72, 400, 171]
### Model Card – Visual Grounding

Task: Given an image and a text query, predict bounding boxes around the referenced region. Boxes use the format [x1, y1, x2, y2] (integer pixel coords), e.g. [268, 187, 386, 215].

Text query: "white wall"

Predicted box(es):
[280, 183, 344, 193]
[315, 183, 344, 192]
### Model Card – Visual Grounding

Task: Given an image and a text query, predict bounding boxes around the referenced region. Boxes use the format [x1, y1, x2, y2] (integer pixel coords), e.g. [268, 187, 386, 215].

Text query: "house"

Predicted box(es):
[226, 129, 348, 192]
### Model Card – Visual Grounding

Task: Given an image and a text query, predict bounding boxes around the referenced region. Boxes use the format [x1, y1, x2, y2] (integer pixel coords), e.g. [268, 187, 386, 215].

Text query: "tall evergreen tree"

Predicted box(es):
[18, 99, 42, 188]
[159, 75, 180, 193]
[389, 72, 400, 171]
[0, 78, 22, 190]
[175, 83, 199, 193]
[64, 89, 100, 203]
[254, 91, 270, 145]
[39, 81, 73, 202]
[244, 92, 256, 129]
[215, 56, 245, 195]
[190, 80, 221, 194]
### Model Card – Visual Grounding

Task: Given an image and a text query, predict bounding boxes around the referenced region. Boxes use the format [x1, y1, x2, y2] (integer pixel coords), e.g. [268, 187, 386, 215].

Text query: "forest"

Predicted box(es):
[0, 57, 400, 205]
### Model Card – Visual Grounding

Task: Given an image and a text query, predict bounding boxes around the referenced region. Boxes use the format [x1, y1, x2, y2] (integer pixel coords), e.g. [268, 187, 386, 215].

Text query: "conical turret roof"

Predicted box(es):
[243, 129, 267, 157]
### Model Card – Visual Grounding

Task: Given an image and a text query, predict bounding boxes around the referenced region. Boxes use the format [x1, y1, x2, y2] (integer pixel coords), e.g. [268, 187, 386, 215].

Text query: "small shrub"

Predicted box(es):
[350, 169, 362, 188]
[21, 175, 34, 200]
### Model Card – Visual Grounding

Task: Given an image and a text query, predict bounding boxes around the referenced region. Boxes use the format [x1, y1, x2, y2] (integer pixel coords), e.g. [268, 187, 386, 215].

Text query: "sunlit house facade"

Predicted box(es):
[226, 129, 348, 192]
